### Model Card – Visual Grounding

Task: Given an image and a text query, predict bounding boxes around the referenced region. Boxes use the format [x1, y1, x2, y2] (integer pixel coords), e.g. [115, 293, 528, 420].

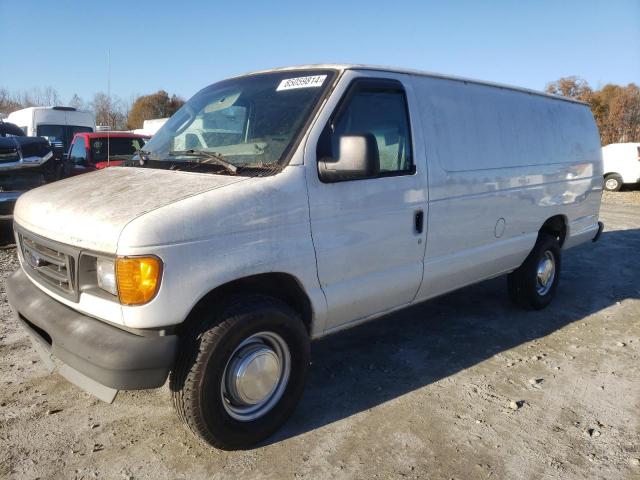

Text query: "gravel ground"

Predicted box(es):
[0, 195, 639, 480]
[602, 184, 640, 206]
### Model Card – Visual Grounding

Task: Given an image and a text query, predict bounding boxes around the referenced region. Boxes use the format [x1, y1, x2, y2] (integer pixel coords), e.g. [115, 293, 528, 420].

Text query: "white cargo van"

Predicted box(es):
[6, 106, 95, 152]
[7, 65, 603, 450]
[602, 142, 640, 191]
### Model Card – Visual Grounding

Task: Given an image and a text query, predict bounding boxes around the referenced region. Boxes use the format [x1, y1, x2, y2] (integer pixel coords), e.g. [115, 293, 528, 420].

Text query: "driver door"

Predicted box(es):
[305, 73, 428, 332]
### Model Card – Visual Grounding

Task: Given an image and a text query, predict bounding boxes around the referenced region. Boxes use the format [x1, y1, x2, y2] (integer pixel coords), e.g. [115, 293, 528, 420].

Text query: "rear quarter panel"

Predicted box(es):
[411, 76, 602, 301]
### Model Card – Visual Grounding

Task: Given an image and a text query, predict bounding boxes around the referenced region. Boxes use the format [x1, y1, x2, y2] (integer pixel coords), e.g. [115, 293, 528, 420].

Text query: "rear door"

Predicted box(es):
[305, 71, 428, 331]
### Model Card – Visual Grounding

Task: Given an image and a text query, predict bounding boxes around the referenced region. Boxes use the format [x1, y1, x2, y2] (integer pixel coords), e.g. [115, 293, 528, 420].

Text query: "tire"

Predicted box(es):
[170, 295, 310, 450]
[604, 173, 623, 192]
[507, 232, 561, 310]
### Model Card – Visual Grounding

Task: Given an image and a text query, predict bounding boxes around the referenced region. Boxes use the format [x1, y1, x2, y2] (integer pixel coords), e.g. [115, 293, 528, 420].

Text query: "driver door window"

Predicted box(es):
[329, 84, 414, 176]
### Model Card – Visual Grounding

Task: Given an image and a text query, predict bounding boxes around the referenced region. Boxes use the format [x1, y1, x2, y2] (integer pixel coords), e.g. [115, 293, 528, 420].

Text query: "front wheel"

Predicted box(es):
[507, 233, 561, 310]
[170, 295, 310, 450]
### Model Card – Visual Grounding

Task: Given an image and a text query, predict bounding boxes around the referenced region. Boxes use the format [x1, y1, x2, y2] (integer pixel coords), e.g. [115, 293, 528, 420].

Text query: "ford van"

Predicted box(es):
[7, 65, 604, 449]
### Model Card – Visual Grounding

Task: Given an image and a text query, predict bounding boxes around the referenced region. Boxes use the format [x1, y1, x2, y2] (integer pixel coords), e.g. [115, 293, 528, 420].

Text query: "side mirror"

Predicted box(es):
[318, 133, 380, 182]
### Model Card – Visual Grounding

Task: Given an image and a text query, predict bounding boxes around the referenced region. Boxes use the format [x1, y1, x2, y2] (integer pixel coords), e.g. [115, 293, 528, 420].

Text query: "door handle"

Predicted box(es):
[414, 210, 424, 234]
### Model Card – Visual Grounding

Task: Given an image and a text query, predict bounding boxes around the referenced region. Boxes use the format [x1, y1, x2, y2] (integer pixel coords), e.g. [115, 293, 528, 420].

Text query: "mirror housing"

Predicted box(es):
[318, 133, 380, 182]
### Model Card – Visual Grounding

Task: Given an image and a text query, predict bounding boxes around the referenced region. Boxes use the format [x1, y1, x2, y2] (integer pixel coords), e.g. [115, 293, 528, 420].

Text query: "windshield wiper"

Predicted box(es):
[169, 149, 238, 174]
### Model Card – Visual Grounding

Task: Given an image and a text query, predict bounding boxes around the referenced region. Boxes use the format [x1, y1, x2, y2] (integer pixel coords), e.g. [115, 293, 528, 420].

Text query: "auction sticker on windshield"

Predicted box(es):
[276, 75, 327, 91]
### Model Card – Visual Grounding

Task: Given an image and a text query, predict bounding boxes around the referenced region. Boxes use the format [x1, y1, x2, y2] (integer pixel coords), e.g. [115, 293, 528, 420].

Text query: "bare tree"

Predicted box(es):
[0, 88, 22, 114]
[69, 94, 85, 110]
[18, 86, 63, 107]
[91, 92, 129, 130]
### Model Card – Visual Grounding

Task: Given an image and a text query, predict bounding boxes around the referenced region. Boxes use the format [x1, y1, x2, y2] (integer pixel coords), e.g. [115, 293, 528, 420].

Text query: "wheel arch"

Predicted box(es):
[177, 272, 314, 336]
[539, 215, 568, 247]
[603, 171, 622, 179]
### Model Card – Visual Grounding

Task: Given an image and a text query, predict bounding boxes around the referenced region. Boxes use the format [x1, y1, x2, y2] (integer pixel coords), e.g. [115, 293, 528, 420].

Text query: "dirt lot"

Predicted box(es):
[1, 194, 639, 480]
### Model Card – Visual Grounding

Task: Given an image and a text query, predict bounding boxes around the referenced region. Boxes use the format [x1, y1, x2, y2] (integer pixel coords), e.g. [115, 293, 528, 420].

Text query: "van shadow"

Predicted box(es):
[268, 228, 640, 445]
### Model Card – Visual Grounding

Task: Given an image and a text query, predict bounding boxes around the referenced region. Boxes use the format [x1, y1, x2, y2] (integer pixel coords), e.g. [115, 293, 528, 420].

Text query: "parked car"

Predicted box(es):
[66, 132, 149, 175]
[602, 142, 640, 191]
[7, 65, 603, 449]
[0, 121, 55, 219]
[6, 106, 95, 155]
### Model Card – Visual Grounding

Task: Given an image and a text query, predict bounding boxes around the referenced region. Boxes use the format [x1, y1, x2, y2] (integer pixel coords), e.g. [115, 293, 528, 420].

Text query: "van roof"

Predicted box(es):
[9, 106, 93, 114]
[242, 64, 589, 106]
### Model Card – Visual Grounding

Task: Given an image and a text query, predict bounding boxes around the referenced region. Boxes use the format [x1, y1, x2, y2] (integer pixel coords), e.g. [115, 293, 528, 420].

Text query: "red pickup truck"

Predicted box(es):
[67, 132, 149, 175]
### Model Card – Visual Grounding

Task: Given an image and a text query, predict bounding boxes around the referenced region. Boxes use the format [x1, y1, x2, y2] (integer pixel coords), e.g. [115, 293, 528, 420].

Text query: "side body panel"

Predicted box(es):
[411, 76, 603, 302]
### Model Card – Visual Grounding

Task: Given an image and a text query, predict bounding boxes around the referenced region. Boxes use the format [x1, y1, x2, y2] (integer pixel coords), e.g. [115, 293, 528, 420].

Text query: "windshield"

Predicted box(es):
[91, 137, 145, 162]
[37, 124, 93, 151]
[141, 70, 336, 174]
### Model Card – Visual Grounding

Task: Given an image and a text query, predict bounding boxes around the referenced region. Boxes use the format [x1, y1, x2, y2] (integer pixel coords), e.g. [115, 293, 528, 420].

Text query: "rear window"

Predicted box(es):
[90, 137, 145, 162]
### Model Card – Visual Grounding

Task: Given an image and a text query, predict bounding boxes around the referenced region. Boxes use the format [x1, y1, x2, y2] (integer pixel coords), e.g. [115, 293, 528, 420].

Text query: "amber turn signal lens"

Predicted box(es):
[116, 256, 162, 306]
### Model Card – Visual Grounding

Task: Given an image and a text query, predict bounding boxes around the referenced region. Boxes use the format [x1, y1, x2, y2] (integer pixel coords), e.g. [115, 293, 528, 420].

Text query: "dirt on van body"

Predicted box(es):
[0, 195, 639, 480]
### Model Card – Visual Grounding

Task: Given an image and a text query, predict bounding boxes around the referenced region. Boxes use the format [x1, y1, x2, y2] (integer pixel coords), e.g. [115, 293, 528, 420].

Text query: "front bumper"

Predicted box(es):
[6, 268, 178, 402]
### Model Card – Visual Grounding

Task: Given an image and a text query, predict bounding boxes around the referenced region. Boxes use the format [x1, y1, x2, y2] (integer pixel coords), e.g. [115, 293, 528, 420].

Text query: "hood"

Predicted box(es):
[14, 167, 246, 253]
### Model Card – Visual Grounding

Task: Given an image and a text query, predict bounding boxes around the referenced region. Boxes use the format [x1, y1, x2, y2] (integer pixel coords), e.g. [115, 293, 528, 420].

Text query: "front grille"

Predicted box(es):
[18, 229, 78, 300]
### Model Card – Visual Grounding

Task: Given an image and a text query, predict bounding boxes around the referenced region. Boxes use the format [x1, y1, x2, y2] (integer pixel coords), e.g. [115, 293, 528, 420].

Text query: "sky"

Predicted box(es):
[1, 0, 638, 105]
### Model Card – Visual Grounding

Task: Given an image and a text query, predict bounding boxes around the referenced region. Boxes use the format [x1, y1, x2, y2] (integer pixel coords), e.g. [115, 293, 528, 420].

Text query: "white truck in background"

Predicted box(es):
[132, 117, 168, 137]
[602, 142, 640, 191]
[6, 106, 95, 153]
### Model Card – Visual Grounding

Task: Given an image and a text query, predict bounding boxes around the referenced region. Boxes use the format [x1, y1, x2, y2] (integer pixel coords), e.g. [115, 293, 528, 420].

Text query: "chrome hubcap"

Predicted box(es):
[536, 251, 556, 295]
[221, 331, 290, 421]
[605, 178, 619, 190]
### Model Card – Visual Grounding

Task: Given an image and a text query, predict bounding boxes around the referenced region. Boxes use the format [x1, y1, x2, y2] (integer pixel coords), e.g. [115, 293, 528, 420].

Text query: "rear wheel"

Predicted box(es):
[508, 233, 561, 310]
[604, 173, 623, 192]
[170, 295, 309, 450]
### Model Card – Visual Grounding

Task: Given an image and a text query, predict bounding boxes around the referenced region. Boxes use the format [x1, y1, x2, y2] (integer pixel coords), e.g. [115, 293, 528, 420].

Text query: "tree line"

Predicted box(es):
[0, 87, 184, 131]
[2, 79, 639, 145]
[545, 77, 639, 145]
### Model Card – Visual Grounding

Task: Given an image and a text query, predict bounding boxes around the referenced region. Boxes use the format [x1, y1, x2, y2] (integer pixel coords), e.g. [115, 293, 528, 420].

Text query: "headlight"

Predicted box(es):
[116, 256, 162, 306]
[96, 258, 117, 295]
